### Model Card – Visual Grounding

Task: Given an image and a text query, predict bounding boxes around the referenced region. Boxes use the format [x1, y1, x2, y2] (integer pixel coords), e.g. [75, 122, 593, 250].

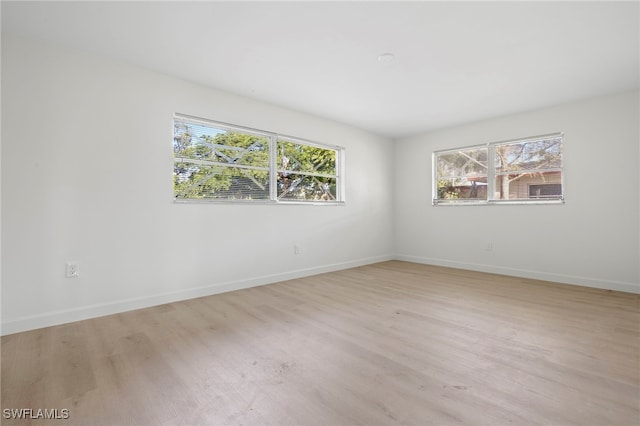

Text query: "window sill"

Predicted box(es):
[433, 198, 565, 206]
[174, 198, 346, 206]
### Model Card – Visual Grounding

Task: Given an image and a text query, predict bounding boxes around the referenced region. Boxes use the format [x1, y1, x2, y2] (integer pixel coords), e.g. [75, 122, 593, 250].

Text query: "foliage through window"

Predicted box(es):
[173, 115, 344, 203]
[433, 134, 563, 205]
[277, 139, 338, 201]
[436, 146, 488, 201]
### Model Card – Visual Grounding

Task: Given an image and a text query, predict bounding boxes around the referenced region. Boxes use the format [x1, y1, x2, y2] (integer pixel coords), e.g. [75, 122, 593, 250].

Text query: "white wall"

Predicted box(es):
[1, 36, 394, 334]
[394, 90, 640, 293]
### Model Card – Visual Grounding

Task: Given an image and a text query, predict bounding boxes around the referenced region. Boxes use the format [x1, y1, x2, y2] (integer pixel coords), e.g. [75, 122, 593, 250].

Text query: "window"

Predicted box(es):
[173, 114, 344, 203]
[433, 133, 563, 205]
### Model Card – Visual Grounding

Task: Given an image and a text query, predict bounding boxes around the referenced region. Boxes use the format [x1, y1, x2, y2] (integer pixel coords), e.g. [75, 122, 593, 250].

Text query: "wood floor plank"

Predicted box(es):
[2, 261, 638, 425]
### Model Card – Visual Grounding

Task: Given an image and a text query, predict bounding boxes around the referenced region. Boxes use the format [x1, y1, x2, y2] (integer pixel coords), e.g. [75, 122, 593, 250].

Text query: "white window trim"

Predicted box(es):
[174, 113, 345, 205]
[433, 133, 564, 206]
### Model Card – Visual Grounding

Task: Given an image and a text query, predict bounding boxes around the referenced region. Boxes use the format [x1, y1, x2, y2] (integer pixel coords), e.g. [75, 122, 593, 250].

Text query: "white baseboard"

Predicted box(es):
[0, 254, 394, 336]
[394, 254, 640, 294]
[3, 253, 638, 335]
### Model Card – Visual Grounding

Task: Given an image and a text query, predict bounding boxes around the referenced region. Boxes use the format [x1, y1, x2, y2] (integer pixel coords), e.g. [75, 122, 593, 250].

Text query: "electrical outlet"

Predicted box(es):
[66, 262, 80, 278]
[294, 244, 300, 255]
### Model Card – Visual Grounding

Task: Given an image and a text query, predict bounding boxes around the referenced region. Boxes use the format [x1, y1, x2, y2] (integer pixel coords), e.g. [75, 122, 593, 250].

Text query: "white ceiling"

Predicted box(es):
[2, 1, 639, 139]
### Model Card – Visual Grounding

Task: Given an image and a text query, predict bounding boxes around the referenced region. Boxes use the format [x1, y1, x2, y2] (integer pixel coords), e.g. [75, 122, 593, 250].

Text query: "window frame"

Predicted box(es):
[432, 133, 564, 206]
[173, 113, 345, 205]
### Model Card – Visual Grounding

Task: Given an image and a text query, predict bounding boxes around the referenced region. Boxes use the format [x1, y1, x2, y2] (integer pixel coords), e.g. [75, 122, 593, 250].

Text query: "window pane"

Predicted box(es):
[277, 140, 336, 174]
[277, 173, 336, 201]
[174, 119, 270, 168]
[495, 136, 562, 173]
[493, 136, 563, 200]
[436, 146, 488, 179]
[174, 118, 271, 201]
[174, 161, 269, 200]
[435, 146, 487, 201]
[276, 138, 339, 202]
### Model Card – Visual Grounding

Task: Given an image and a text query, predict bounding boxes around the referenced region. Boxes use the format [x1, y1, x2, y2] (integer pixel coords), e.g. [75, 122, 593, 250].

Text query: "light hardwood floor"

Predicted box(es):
[2, 261, 639, 425]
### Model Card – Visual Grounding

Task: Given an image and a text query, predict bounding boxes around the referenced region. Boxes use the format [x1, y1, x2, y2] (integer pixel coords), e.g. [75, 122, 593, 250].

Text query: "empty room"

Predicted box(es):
[1, 1, 639, 425]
